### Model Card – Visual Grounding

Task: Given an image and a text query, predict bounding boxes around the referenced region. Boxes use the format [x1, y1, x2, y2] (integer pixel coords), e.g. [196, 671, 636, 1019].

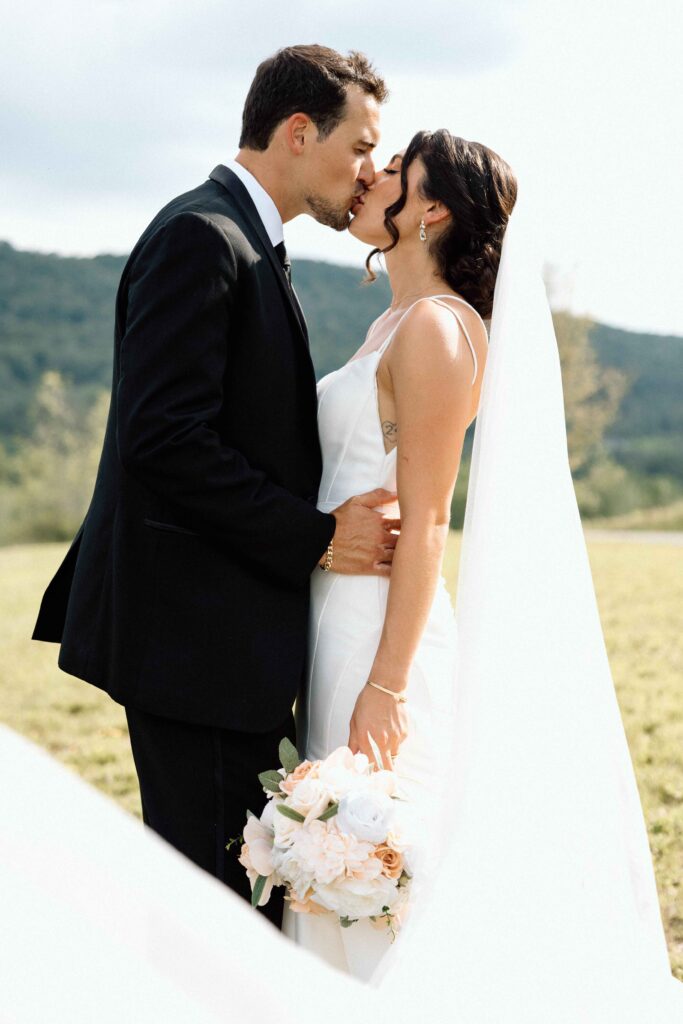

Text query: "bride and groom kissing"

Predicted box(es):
[33, 41, 501, 970]
[32, 42, 683, 1007]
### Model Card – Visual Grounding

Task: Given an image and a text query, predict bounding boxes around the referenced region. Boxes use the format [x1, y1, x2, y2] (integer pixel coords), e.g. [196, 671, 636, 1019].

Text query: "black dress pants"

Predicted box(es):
[124, 703, 296, 930]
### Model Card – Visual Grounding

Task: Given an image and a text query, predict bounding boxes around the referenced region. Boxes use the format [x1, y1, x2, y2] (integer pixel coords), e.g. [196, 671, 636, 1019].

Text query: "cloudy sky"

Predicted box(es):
[2, 0, 682, 335]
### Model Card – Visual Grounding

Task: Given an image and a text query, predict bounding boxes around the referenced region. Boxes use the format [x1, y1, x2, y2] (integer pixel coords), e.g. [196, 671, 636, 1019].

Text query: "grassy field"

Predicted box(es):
[2, 537, 682, 978]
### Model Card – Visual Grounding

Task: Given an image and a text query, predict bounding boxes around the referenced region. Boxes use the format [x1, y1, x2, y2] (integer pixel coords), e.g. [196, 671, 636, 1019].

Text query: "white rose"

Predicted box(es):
[273, 845, 315, 901]
[314, 872, 398, 919]
[272, 802, 302, 848]
[351, 751, 371, 775]
[363, 768, 398, 799]
[337, 790, 395, 844]
[287, 777, 331, 824]
[316, 746, 365, 801]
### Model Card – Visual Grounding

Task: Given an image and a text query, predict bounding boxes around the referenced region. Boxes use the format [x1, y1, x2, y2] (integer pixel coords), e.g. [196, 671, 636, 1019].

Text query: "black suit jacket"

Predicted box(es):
[32, 165, 337, 732]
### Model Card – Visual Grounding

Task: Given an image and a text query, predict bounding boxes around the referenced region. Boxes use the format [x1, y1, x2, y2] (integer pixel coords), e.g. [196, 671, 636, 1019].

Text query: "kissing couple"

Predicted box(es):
[33, 43, 683, 1015]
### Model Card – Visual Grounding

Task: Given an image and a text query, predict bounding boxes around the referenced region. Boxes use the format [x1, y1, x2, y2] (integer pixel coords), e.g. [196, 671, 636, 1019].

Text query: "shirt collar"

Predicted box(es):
[225, 158, 284, 247]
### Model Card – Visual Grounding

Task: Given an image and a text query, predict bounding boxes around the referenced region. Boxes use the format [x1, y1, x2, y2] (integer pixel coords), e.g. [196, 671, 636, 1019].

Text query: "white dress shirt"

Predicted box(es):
[225, 158, 284, 247]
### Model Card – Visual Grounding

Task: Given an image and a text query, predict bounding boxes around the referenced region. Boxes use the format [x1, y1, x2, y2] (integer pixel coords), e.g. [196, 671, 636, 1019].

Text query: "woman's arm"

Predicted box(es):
[348, 299, 484, 766]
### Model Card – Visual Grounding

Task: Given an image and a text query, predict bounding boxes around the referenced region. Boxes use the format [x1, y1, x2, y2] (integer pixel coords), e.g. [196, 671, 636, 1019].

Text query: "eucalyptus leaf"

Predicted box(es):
[339, 916, 358, 928]
[251, 874, 267, 908]
[258, 769, 284, 793]
[278, 737, 301, 773]
[276, 803, 306, 823]
[317, 802, 339, 821]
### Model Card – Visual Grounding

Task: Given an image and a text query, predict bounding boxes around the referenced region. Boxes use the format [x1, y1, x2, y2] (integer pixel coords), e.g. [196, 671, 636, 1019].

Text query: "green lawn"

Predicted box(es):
[2, 537, 682, 978]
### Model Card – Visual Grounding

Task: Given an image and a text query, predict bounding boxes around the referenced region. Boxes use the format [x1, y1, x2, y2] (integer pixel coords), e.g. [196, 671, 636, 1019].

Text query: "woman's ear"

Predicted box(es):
[424, 202, 451, 228]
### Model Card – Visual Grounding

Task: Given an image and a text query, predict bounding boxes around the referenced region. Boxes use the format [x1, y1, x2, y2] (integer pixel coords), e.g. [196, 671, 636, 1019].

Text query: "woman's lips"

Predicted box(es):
[351, 195, 365, 214]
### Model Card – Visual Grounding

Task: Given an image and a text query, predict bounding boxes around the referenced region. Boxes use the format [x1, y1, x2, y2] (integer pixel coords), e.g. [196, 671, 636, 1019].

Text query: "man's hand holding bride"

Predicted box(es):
[319, 487, 400, 577]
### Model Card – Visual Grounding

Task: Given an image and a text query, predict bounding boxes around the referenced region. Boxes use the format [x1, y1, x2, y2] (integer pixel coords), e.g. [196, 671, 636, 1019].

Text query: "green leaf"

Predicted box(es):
[251, 874, 268, 907]
[224, 833, 243, 852]
[339, 915, 358, 928]
[317, 801, 339, 821]
[258, 769, 284, 793]
[276, 803, 306, 823]
[279, 737, 301, 773]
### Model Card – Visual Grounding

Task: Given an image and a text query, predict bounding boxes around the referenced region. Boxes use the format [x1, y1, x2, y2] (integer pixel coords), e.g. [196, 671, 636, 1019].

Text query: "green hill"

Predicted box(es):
[0, 240, 390, 442]
[591, 323, 683, 480]
[1, 240, 681, 488]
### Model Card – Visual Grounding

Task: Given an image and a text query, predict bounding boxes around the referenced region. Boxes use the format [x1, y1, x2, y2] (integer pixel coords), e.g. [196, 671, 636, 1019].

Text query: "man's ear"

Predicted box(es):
[282, 113, 312, 156]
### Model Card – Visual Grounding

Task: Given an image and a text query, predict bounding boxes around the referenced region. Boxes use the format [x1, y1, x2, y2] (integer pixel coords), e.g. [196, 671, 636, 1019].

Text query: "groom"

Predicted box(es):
[32, 45, 393, 929]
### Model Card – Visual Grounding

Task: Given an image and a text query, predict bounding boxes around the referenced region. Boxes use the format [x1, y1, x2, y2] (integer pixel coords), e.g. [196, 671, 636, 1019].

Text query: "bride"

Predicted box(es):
[282, 129, 508, 977]
[283, 128, 683, 1017]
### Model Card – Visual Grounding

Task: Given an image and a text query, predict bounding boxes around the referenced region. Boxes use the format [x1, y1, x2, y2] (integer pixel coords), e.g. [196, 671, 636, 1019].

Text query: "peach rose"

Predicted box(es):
[280, 759, 318, 795]
[373, 843, 404, 879]
[287, 888, 329, 915]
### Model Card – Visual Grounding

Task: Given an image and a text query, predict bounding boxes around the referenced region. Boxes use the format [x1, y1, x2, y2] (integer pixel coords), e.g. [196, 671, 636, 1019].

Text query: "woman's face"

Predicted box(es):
[348, 149, 429, 248]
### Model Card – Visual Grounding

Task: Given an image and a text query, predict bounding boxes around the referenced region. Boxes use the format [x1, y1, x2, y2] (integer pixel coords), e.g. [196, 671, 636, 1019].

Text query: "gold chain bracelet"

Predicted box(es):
[366, 679, 408, 703]
[320, 538, 334, 572]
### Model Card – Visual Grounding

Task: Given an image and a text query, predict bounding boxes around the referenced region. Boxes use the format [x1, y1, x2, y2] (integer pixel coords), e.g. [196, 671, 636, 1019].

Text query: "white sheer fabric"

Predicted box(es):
[368, 191, 683, 1019]
[0, 724, 363, 1024]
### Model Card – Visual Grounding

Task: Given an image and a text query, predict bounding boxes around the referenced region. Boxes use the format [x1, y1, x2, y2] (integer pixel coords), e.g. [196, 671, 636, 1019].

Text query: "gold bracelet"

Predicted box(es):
[320, 538, 334, 572]
[366, 679, 408, 703]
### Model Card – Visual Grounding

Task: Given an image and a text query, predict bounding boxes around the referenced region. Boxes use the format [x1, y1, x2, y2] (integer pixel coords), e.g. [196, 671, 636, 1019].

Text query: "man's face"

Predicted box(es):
[303, 84, 381, 231]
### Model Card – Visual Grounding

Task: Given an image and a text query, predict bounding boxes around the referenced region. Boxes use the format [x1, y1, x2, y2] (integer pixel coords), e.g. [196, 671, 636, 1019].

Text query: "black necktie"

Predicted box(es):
[274, 240, 292, 287]
[274, 239, 308, 344]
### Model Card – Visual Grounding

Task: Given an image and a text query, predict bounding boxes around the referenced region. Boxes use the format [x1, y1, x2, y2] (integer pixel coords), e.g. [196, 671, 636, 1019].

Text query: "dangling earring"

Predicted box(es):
[419, 218, 427, 242]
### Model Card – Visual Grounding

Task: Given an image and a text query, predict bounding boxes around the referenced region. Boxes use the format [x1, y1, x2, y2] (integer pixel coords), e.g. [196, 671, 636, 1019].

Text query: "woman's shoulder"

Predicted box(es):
[394, 293, 484, 350]
[389, 293, 487, 386]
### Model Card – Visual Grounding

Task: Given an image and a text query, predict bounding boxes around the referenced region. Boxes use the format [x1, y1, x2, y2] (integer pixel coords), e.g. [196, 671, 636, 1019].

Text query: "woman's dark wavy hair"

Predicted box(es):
[365, 130, 517, 319]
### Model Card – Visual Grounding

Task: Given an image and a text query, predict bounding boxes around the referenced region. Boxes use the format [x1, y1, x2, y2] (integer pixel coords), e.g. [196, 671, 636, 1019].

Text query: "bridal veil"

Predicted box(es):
[371, 187, 683, 1019]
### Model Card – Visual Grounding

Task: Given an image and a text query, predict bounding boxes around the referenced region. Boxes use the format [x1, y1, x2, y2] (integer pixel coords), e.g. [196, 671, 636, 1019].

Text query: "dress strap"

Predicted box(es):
[377, 294, 483, 385]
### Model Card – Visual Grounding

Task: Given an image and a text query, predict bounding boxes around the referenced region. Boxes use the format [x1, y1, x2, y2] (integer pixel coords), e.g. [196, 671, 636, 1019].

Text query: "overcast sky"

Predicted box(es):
[2, 0, 682, 335]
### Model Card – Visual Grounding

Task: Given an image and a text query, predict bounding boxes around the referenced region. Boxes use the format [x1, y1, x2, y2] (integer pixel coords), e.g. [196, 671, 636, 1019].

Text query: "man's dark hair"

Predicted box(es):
[239, 45, 388, 151]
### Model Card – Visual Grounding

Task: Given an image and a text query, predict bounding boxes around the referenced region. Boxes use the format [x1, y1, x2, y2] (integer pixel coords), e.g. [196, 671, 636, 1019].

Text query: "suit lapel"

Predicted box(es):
[208, 164, 309, 347]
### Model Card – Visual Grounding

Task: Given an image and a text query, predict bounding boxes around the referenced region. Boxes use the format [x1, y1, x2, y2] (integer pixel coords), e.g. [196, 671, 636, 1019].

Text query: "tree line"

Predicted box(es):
[0, 241, 681, 543]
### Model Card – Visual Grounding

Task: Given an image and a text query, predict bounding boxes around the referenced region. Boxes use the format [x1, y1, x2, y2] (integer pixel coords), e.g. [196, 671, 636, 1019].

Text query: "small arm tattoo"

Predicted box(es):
[382, 420, 398, 442]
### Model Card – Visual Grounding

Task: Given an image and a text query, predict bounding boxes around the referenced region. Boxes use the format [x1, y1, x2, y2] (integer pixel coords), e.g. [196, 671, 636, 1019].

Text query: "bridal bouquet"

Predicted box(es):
[234, 738, 413, 935]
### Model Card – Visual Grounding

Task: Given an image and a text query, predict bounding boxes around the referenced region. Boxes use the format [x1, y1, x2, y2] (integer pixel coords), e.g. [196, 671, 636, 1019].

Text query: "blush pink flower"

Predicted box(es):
[279, 759, 318, 796]
[292, 819, 376, 886]
[242, 813, 275, 877]
[237, 844, 275, 907]
[287, 888, 329, 916]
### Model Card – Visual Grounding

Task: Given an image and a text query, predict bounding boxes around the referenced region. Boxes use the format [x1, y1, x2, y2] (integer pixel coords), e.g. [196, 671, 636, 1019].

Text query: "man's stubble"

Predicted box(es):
[304, 192, 352, 232]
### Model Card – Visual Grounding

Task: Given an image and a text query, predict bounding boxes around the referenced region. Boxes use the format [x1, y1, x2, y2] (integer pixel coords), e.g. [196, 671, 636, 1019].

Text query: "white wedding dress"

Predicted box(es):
[282, 295, 479, 980]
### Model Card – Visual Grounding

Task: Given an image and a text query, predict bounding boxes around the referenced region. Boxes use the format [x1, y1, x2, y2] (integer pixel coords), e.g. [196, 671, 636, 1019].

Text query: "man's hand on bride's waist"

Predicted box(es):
[319, 488, 400, 577]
